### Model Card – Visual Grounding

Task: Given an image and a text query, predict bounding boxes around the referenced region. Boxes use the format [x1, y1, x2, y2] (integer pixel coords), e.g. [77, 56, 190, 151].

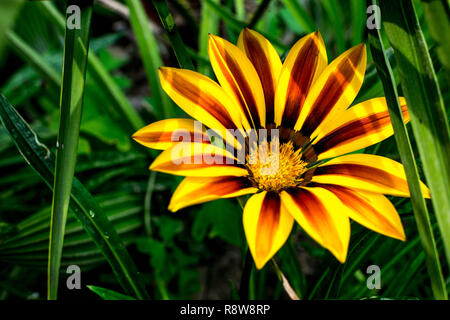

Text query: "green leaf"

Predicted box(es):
[0, 0, 24, 58]
[0, 94, 149, 300]
[126, 0, 173, 118]
[368, 0, 447, 300]
[420, 0, 450, 83]
[198, 0, 219, 77]
[87, 285, 135, 300]
[47, 0, 93, 300]
[6, 31, 61, 87]
[283, 0, 316, 33]
[380, 0, 450, 268]
[151, 0, 195, 70]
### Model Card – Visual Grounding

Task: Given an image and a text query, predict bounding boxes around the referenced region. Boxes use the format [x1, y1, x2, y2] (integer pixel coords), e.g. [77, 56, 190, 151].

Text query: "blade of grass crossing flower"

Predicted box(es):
[380, 0, 450, 268]
[368, 2, 447, 299]
[151, 0, 194, 70]
[38, 1, 144, 132]
[126, 0, 173, 118]
[48, 0, 94, 300]
[0, 95, 149, 299]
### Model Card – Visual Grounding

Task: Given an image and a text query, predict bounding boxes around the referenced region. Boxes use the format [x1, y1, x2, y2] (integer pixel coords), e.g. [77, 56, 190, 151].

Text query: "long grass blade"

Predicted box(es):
[87, 285, 135, 300]
[151, 0, 194, 70]
[126, 0, 173, 118]
[283, 0, 316, 33]
[0, 94, 149, 299]
[380, 0, 450, 267]
[48, 0, 94, 300]
[420, 0, 450, 82]
[5, 31, 61, 88]
[368, 3, 447, 299]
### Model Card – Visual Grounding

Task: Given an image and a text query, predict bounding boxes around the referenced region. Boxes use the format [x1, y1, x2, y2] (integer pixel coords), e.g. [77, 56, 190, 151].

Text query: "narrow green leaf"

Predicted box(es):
[380, 0, 450, 267]
[350, 0, 365, 46]
[321, 0, 346, 53]
[420, 0, 450, 82]
[87, 285, 136, 300]
[0, 94, 149, 300]
[368, 5, 447, 299]
[198, 0, 219, 76]
[48, 0, 93, 300]
[126, 0, 173, 118]
[283, 0, 316, 33]
[234, 0, 245, 21]
[5, 31, 61, 88]
[151, 0, 195, 70]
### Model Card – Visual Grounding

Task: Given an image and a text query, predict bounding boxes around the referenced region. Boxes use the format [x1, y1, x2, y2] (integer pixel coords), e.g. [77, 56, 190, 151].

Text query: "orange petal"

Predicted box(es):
[319, 184, 406, 241]
[274, 31, 327, 128]
[238, 28, 282, 124]
[150, 142, 248, 177]
[243, 192, 294, 269]
[295, 44, 367, 136]
[312, 154, 430, 198]
[280, 187, 350, 262]
[313, 97, 409, 160]
[169, 176, 257, 212]
[209, 34, 266, 129]
[132, 118, 210, 150]
[159, 67, 242, 131]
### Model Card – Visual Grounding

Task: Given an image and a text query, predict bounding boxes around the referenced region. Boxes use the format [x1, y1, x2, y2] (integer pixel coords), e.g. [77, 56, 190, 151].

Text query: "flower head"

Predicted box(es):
[133, 29, 430, 269]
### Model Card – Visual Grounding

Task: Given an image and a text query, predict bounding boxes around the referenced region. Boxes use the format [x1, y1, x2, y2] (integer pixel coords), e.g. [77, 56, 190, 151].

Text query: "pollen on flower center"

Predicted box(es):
[246, 140, 307, 193]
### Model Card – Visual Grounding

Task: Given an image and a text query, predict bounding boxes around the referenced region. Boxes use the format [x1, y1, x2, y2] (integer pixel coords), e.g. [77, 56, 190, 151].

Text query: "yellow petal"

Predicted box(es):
[313, 97, 409, 160]
[132, 118, 210, 150]
[150, 142, 248, 177]
[280, 187, 350, 262]
[169, 176, 257, 212]
[294, 44, 367, 135]
[312, 154, 430, 198]
[159, 67, 242, 131]
[243, 192, 294, 269]
[238, 28, 282, 124]
[274, 31, 327, 127]
[209, 34, 266, 129]
[320, 185, 405, 241]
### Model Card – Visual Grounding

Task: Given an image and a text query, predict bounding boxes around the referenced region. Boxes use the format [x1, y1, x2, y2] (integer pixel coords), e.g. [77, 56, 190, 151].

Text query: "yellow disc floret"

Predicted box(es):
[247, 140, 307, 192]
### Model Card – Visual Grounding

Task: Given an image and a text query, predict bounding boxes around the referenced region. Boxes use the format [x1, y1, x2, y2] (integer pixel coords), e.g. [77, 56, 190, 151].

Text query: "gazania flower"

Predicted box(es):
[133, 29, 430, 269]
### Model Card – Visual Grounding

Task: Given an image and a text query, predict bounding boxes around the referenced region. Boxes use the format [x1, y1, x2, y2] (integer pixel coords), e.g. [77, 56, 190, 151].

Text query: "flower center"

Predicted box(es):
[246, 140, 307, 193]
